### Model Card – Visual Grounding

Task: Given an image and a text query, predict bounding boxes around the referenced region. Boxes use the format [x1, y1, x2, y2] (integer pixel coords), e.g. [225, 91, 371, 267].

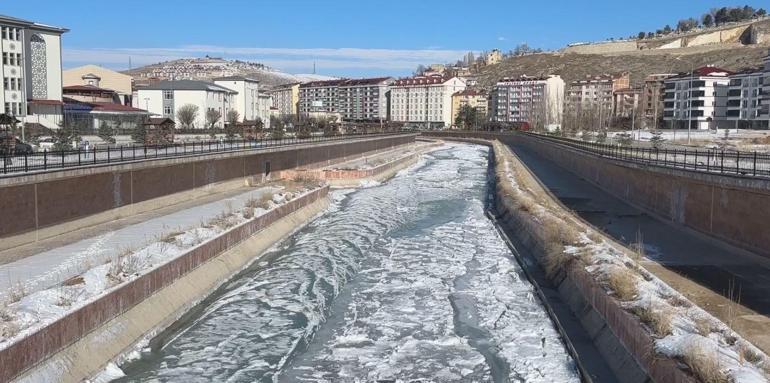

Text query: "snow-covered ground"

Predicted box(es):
[0, 184, 312, 348]
[115, 144, 579, 382]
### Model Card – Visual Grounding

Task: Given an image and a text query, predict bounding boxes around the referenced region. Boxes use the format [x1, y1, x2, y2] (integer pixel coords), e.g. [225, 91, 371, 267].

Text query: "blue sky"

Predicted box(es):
[3, 1, 751, 77]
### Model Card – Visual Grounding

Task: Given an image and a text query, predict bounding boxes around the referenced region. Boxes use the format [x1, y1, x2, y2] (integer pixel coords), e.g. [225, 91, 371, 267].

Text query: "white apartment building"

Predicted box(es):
[726, 69, 767, 129]
[135, 80, 236, 129]
[337, 77, 393, 121]
[257, 93, 272, 130]
[762, 50, 770, 122]
[269, 82, 299, 116]
[298, 79, 344, 115]
[490, 75, 565, 128]
[389, 75, 466, 128]
[214, 76, 259, 122]
[663, 66, 731, 130]
[0, 15, 67, 130]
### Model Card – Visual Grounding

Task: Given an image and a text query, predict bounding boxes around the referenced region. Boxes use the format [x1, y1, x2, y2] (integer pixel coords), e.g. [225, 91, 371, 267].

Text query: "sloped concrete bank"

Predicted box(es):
[1, 187, 331, 383]
[442, 136, 698, 383]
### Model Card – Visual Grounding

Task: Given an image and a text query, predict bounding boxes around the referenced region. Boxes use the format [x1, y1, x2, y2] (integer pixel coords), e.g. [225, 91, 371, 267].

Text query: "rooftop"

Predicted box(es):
[213, 76, 259, 83]
[668, 66, 734, 79]
[0, 14, 68, 33]
[393, 74, 454, 86]
[140, 80, 238, 93]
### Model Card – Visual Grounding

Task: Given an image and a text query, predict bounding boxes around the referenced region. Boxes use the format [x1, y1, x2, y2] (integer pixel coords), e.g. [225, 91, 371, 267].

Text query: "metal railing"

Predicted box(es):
[524, 133, 770, 178]
[0, 132, 408, 176]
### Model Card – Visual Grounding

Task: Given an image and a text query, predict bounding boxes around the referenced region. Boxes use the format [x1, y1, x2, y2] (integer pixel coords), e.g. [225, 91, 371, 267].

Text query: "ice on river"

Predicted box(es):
[116, 143, 579, 383]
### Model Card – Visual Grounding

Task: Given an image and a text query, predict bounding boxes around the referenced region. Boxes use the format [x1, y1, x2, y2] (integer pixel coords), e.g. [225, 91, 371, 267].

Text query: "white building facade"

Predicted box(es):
[663, 66, 731, 130]
[762, 51, 770, 122]
[214, 76, 259, 123]
[135, 80, 236, 129]
[727, 69, 767, 129]
[0, 15, 67, 130]
[490, 75, 565, 128]
[389, 75, 466, 128]
[337, 77, 392, 121]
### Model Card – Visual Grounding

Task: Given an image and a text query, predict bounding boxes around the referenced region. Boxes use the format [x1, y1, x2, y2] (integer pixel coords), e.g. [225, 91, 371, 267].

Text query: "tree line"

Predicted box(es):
[635, 5, 767, 40]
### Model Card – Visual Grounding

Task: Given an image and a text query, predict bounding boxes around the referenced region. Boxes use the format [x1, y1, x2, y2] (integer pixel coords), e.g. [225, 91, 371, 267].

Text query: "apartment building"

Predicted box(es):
[389, 74, 466, 128]
[490, 75, 565, 128]
[642, 73, 677, 128]
[135, 80, 237, 129]
[762, 50, 770, 122]
[726, 68, 767, 129]
[269, 82, 299, 116]
[451, 89, 488, 123]
[0, 15, 68, 130]
[565, 73, 630, 115]
[213, 76, 259, 122]
[298, 79, 345, 116]
[663, 66, 732, 130]
[257, 93, 272, 129]
[337, 77, 393, 121]
[613, 88, 642, 118]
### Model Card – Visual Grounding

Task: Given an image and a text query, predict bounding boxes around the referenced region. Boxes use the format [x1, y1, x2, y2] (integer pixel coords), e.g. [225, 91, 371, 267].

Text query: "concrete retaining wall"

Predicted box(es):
[0, 134, 415, 250]
[515, 134, 770, 259]
[0, 187, 330, 383]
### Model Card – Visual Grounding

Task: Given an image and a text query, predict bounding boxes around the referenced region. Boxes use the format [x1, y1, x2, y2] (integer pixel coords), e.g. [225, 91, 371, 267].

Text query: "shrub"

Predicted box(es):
[632, 304, 673, 336]
[681, 342, 729, 383]
[606, 267, 639, 301]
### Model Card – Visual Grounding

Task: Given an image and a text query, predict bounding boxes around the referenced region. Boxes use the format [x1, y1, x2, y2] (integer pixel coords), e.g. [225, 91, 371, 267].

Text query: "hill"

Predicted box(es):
[476, 43, 770, 88]
[123, 57, 338, 88]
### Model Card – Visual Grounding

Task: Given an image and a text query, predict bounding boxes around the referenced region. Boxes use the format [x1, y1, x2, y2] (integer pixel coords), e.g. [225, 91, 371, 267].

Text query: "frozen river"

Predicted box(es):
[115, 143, 579, 382]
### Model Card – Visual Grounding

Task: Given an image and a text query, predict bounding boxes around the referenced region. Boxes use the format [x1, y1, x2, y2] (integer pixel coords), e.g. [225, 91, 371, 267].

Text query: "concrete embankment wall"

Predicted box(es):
[432, 134, 696, 383]
[0, 134, 415, 251]
[1, 187, 330, 383]
[515, 134, 770, 260]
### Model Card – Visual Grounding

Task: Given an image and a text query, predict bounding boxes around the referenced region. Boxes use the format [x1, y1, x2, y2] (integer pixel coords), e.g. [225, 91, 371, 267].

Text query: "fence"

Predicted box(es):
[525, 133, 770, 178]
[0, 132, 404, 176]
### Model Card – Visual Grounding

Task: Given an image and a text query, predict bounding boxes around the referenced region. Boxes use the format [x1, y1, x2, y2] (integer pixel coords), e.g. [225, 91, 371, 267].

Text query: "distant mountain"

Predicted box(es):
[123, 57, 339, 88]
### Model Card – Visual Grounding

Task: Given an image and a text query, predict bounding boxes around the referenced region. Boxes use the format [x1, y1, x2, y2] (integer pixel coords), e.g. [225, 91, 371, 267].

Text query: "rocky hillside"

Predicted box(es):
[123, 58, 337, 88]
[476, 44, 770, 88]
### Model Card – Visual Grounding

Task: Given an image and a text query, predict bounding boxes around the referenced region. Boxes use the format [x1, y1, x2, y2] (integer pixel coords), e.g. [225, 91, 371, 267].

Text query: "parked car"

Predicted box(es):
[37, 137, 56, 151]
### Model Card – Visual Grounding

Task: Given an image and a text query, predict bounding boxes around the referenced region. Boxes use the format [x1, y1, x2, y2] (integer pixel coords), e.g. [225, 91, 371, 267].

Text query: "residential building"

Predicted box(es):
[0, 14, 68, 130]
[485, 49, 502, 65]
[565, 73, 630, 118]
[337, 77, 393, 121]
[213, 76, 259, 122]
[663, 66, 732, 130]
[726, 68, 767, 129]
[613, 88, 642, 118]
[762, 50, 770, 123]
[269, 82, 300, 116]
[490, 75, 565, 128]
[135, 80, 237, 129]
[389, 74, 466, 128]
[62, 84, 148, 132]
[63, 65, 133, 105]
[451, 89, 488, 124]
[257, 93, 272, 130]
[298, 79, 345, 116]
[642, 73, 677, 128]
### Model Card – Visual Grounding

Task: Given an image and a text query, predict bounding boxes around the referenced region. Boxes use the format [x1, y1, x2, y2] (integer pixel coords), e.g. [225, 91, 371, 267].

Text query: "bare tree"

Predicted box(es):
[177, 104, 199, 129]
[205, 108, 222, 130]
[226, 109, 240, 125]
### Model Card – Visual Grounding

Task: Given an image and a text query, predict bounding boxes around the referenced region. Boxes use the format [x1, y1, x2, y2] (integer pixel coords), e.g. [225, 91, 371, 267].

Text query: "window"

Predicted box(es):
[1, 53, 6, 65]
[163, 90, 173, 100]
[1, 27, 6, 40]
[163, 106, 172, 116]
[4, 103, 9, 114]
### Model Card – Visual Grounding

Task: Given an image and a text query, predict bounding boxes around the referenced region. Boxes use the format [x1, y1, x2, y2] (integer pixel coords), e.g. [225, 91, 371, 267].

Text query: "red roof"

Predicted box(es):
[63, 84, 116, 93]
[394, 74, 452, 86]
[669, 66, 733, 79]
[28, 99, 64, 105]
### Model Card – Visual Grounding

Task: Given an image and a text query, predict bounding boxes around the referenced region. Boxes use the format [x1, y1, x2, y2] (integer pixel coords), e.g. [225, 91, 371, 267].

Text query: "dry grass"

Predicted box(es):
[681, 342, 729, 383]
[160, 230, 185, 244]
[630, 228, 645, 261]
[632, 304, 674, 336]
[667, 294, 692, 308]
[8, 282, 26, 303]
[540, 218, 581, 278]
[606, 267, 640, 301]
[694, 317, 714, 336]
[0, 317, 19, 338]
[62, 275, 85, 287]
[205, 212, 240, 230]
[738, 341, 764, 365]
